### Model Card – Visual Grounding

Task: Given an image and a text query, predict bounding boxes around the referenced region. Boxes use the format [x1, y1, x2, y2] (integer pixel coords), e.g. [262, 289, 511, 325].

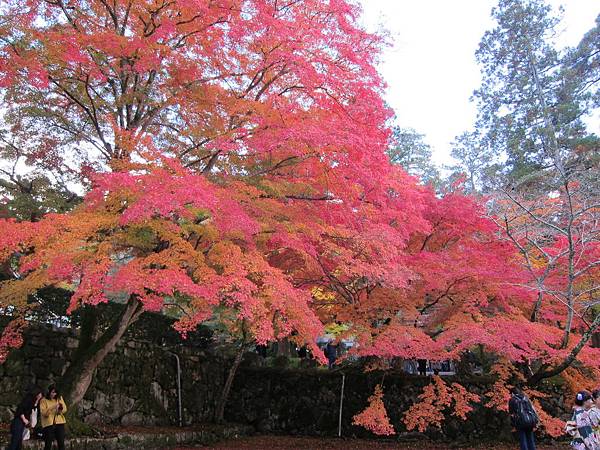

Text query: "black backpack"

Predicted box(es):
[512, 395, 539, 429]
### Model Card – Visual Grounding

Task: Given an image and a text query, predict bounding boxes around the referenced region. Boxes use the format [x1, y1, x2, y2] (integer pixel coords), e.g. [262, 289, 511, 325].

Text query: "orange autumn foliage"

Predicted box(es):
[403, 376, 480, 433]
[352, 384, 395, 436]
[0, 317, 25, 363]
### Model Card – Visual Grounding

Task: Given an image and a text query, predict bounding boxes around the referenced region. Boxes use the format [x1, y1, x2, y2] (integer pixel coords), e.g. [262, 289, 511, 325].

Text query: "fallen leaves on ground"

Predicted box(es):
[177, 435, 568, 449]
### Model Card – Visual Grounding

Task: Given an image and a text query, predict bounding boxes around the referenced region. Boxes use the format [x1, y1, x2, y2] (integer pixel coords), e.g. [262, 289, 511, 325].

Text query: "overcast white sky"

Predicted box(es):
[357, 1, 600, 166]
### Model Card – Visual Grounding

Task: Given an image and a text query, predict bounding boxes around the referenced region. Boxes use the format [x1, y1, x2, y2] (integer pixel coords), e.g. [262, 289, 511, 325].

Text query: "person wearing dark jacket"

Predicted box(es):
[324, 340, 337, 369]
[417, 359, 427, 376]
[7, 387, 42, 450]
[508, 387, 538, 450]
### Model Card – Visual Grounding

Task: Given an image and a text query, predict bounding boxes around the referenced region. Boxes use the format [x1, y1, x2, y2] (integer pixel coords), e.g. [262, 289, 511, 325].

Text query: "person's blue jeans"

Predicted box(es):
[7, 417, 25, 450]
[517, 428, 536, 450]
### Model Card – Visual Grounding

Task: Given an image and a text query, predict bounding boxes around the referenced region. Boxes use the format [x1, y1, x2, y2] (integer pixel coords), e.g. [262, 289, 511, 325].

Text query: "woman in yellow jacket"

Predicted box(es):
[39, 385, 67, 450]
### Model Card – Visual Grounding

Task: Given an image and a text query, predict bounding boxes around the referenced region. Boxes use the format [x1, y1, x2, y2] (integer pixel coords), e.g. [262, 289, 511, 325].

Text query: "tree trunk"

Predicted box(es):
[60, 298, 143, 406]
[525, 44, 561, 167]
[562, 305, 574, 349]
[561, 215, 576, 349]
[530, 291, 543, 322]
[529, 312, 600, 385]
[214, 344, 246, 424]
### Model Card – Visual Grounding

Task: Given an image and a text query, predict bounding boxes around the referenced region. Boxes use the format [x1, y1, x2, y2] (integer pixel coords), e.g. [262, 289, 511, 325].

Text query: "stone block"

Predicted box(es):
[3, 357, 24, 376]
[50, 358, 67, 376]
[120, 411, 145, 426]
[0, 405, 14, 422]
[65, 337, 79, 349]
[27, 336, 47, 347]
[93, 391, 136, 420]
[0, 391, 21, 408]
[126, 340, 142, 349]
[83, 411, 103, 425]
[30, 359, 51, 377]
[78, 398, 93, 413]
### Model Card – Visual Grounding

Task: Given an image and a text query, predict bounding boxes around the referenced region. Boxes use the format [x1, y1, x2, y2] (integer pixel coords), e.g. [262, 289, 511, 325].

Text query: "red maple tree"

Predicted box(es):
[0, 0, 597, 434]
[0, 0, 411, 410]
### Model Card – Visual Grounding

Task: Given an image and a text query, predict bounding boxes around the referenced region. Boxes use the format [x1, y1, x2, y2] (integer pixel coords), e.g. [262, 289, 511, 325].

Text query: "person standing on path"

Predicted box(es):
[590, 389, 600, 440]
[22, 390, 39, 442]
[40, 385, 67, 450]
[6, 387, 42, 450]
[508, 387, 538, 450]
[571, 391, 600, 450]
[324, 339, 337, 370]
[417, 359, 427, 376]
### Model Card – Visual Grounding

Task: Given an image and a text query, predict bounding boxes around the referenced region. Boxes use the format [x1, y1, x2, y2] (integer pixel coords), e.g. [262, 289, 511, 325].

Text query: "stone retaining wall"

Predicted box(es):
[0, 321, 572, 443]
[0, 322, 225, 426]
[225, 368, 570, 442]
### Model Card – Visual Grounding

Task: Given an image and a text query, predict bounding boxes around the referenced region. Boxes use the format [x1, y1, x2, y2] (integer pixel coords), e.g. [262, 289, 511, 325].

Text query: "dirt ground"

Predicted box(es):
[183, 435, 569, 449]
